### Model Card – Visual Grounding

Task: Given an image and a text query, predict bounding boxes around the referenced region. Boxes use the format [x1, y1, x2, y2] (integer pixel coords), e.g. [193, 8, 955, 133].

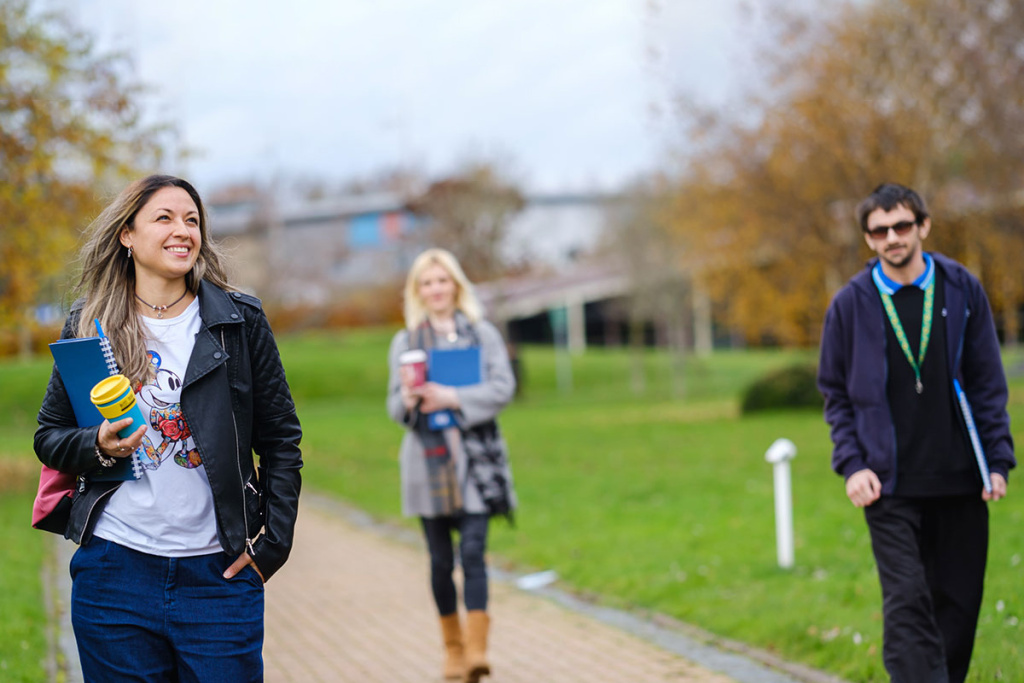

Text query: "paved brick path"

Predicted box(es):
[264, 499, 736, 683]
[53, 496, 833, 683]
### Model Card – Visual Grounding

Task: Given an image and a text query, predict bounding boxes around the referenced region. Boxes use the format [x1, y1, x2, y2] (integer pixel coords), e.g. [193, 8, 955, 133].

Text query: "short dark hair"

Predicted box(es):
[855, 183, 930, 232]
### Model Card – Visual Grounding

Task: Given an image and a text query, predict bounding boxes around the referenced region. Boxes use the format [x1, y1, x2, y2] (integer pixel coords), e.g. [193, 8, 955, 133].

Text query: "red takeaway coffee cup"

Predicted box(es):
[399, 349, 427, 387]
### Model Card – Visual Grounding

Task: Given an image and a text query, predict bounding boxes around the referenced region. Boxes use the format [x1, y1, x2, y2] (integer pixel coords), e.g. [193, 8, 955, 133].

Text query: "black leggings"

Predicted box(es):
[420, 513, 490, 615]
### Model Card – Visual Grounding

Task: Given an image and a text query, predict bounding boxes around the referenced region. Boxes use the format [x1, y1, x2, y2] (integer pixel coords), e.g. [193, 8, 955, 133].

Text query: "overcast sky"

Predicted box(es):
[66, 0, 769, 194]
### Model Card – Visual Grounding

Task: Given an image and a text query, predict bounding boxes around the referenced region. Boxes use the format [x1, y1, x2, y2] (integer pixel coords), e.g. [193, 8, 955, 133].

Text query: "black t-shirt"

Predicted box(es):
[883, 267, 979, 496]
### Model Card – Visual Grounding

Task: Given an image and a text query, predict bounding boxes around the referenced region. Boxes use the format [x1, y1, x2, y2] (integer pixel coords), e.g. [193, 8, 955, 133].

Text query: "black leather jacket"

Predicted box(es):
[34, 282, 303, 580]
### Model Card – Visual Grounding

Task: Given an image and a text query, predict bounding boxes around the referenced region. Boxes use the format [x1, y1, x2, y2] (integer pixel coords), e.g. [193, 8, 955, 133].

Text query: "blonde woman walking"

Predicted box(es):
[387, 248, 516, 682]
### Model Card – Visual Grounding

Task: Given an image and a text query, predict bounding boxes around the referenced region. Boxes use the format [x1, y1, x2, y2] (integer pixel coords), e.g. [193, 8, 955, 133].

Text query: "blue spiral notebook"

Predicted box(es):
[48, 332, 144, 481]
[427, 347, 481, 430]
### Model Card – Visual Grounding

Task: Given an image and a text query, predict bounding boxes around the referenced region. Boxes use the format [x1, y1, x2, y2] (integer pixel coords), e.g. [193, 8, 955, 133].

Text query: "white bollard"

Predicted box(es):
[765, 438, 797, 569]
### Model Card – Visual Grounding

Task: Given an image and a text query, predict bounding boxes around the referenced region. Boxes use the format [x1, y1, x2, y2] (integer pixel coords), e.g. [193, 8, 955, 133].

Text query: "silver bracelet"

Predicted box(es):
[94, 445, 117, 468]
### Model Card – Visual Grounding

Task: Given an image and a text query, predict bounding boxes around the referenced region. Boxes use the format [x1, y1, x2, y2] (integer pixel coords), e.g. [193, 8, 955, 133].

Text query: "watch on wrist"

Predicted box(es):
[94, 445, 117, 468]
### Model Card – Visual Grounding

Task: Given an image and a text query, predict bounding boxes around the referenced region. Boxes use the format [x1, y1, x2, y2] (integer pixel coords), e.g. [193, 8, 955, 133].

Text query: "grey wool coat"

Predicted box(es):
[387, 317, 517, 518]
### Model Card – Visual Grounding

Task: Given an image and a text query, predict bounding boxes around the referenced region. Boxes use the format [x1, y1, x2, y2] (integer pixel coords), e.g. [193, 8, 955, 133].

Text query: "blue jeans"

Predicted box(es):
[70, 537, 264, 682]
[420, 513, 490, 615]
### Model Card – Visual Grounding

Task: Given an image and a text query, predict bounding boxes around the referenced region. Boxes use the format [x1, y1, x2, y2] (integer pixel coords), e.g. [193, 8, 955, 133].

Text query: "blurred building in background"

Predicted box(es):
[209, 190, 611, 306]
[208, 189, 715, 353]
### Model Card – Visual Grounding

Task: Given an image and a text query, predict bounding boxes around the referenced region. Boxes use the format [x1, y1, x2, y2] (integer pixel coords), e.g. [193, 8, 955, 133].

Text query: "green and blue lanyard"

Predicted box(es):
[873, 254, 993, 492]
[872, 253, 935, 394]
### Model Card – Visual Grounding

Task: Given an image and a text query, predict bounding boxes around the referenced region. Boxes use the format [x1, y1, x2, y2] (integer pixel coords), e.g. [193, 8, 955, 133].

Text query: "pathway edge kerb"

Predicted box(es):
[644, 612, 852, 683]
[302, 492, 853, 683]
[53, 534, 83, 683]
[41, 536, 57, 683]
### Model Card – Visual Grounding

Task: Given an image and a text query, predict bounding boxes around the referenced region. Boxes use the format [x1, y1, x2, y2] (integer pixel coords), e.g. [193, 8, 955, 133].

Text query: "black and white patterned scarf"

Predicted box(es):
[412, 314, 513, 523]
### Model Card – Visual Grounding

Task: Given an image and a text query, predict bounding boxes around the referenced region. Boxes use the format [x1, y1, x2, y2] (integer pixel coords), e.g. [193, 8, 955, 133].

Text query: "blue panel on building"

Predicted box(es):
[350, 213, 381, 248]
[404, 213, 422, 234]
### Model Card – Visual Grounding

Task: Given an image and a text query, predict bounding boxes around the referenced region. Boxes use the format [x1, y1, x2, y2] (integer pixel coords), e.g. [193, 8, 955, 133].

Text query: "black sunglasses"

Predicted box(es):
[865, 220, 917, 240]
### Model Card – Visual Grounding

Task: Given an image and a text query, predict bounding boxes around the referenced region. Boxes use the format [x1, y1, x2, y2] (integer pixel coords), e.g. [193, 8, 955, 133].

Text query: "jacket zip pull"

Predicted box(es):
[245, 482, 258, 556]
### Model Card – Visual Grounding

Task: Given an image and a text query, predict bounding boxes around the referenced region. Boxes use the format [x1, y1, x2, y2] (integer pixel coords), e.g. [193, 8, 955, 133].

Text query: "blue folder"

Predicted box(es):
[427, 347, 481, 430]
[953, 379, 993, 494]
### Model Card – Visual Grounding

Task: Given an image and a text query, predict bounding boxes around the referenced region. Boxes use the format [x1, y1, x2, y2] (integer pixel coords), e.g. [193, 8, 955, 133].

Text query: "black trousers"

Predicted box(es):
[864, 496, 988, 683]
[420, 513, 490, 615]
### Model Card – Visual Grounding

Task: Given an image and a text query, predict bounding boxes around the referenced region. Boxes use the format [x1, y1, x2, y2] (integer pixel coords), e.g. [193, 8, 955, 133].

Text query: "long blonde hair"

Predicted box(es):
[74, 175, 232, 383]
[402, 248, 482, 330]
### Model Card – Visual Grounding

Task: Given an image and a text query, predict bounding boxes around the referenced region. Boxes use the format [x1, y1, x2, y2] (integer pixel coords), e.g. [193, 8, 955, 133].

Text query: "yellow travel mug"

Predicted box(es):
[90, 375, 147, 438]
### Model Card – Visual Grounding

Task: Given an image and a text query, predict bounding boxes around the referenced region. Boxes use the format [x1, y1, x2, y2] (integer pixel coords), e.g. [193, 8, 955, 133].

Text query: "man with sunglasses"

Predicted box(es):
[817, 182, 1014, 683]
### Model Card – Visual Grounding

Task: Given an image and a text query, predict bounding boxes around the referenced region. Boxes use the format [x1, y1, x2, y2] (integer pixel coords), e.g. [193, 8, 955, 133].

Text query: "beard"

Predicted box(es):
[881, 242, 918, 270]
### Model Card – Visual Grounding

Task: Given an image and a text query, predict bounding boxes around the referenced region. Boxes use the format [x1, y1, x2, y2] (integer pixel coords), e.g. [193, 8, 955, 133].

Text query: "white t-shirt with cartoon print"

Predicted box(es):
[92, 298, 222, 556]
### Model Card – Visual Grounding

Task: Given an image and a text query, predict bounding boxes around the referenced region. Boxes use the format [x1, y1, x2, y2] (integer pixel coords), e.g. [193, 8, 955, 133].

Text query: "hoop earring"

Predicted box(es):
[127, 246, 133, 259]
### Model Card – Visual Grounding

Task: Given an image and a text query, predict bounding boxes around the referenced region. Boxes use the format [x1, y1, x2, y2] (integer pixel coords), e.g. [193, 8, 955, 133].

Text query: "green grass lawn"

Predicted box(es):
[0, 359, 55, 681]
[0, 465, 51, 683]
[3, 329, 1022, 682]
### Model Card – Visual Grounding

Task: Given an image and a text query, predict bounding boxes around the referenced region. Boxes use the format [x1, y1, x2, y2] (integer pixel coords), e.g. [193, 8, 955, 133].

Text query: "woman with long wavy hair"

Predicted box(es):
[35, 175, 302, 682]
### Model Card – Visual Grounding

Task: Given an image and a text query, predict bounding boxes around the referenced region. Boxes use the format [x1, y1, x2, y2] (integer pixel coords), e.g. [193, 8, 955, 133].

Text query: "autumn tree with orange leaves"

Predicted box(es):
[0, 0, 173, 354]
[655, 0, 1024, 346]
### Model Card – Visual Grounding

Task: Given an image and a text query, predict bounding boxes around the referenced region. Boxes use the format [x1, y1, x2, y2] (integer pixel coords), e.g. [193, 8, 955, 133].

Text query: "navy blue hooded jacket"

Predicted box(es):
[817, 252, 1015, 494]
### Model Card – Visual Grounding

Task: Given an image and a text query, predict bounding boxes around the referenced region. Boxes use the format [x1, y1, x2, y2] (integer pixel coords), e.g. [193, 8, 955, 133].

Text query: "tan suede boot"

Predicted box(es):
[439, 613, 465, 680]
[463, 610, 491, 683]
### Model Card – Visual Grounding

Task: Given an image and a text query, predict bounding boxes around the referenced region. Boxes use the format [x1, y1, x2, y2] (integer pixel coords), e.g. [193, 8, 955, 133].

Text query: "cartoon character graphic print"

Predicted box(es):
[136, 350, 202, 470]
